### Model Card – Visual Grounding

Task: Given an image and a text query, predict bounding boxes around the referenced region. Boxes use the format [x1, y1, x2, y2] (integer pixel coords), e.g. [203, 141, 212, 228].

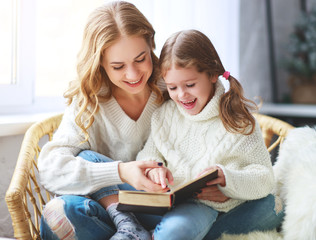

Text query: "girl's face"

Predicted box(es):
[102, 36, 153, 97]
[164, 66, 217, 115]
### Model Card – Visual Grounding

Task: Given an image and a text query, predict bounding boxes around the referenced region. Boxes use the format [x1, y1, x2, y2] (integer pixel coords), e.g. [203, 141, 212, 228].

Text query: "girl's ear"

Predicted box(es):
[210, 75, 218, 83]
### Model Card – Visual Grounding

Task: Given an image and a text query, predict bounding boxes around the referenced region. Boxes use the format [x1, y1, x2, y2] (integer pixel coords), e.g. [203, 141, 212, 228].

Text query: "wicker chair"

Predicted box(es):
[5, 113, 294, 239]
[5, 113, 63, 240]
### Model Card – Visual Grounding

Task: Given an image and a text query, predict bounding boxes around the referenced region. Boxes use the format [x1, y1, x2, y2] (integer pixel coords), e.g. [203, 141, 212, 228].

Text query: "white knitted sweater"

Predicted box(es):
[137, 81, 274, 212]
[38, 91, 162, 196]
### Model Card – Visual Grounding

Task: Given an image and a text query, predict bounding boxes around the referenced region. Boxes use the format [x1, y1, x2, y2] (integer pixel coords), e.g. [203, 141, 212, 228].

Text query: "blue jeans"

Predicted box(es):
[154, 199, 218, 240]
[40, 150, 284, 240]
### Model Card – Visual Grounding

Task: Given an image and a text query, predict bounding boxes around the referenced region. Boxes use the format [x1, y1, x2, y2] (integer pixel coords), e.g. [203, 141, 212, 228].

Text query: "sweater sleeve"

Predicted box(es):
[38, 104, 123, 196]
[136, 132, 164, 163]
[217, 123, 274, 200]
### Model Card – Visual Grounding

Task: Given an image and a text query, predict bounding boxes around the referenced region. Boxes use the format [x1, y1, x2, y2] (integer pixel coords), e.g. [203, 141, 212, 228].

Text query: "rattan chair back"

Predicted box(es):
[253, 113, 295, 151]
[5, 114, 63, 240]
[5, 113, 294, 239]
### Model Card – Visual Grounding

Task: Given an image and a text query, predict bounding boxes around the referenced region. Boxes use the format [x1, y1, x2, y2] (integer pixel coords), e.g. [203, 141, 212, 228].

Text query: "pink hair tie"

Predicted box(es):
[223, 71, 230, 80]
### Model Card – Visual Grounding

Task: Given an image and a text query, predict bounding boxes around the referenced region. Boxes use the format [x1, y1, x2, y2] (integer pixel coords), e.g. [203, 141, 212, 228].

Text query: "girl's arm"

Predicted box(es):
[216, 124, 274, 200]
[196, 123, 274, 202]
[136, 132, 164, 163]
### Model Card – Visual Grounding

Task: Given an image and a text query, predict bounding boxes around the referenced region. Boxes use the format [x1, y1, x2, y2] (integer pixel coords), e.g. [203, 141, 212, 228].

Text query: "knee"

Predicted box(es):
[42, 197, 76, 240]
[154, 218, 195, 240]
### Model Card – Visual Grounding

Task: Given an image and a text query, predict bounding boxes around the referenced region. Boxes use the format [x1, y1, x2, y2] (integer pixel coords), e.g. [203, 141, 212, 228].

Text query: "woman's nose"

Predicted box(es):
[125, 65, 139, 80]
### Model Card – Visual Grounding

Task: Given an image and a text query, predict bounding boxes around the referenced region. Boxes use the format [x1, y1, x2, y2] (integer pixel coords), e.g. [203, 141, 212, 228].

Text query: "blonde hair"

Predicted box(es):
[159, 29, 257, 135]
[64, 1, 163, 141]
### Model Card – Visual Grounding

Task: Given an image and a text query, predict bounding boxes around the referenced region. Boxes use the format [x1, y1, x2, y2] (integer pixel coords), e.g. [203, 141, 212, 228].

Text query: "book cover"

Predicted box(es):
[117, 169, 218, 215]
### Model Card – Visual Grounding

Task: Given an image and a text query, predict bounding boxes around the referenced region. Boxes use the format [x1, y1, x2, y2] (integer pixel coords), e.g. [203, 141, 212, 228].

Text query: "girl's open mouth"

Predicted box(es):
[180, 99, 197, 109]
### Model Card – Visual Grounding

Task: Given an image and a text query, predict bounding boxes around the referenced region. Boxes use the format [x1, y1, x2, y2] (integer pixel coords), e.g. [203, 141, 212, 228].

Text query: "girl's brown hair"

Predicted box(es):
[64, 1, 163, 141]
[159, 29, 257, 135]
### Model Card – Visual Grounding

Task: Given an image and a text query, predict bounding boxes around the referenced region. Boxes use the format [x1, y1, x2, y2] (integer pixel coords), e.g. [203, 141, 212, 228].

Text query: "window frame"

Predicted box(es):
[0, 0, 34, 108]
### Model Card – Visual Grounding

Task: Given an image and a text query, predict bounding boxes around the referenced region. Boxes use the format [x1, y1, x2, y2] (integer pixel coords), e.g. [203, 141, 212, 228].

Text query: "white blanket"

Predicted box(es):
[273, 126, 316, 240]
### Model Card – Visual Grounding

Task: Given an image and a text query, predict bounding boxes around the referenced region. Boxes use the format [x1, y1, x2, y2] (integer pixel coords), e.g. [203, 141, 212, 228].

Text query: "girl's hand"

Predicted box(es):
[196, 185, 230, 202]
[195, 166, 230, 202]
[146, 167, 174, 189]
[195, 166, 226, 187]
[118, 161, 169, 193]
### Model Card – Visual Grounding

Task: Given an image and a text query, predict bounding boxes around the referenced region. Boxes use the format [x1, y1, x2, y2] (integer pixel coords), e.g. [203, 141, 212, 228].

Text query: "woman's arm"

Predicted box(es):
[38, 105, 122, 195]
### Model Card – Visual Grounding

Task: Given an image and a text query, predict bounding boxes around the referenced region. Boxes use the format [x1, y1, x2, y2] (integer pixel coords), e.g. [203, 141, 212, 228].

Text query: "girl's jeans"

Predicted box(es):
[40, 150, 284, 240]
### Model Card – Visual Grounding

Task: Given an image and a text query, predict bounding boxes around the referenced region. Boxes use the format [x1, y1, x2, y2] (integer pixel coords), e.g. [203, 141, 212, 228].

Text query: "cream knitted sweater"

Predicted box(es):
[38, 91, 161, 196]
[137, 81, 274, 212]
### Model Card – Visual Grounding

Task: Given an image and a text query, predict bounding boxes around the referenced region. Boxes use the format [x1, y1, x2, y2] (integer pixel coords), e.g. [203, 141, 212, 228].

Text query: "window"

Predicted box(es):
[0, 0, 33, 108]
[0, 0, 15, 85]
[0, 0, 239, 114]
[0, 0, 104, 114]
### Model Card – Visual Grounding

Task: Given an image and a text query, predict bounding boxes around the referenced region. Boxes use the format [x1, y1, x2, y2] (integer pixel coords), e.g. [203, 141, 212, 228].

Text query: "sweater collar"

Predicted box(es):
[176, 79, 225, 121]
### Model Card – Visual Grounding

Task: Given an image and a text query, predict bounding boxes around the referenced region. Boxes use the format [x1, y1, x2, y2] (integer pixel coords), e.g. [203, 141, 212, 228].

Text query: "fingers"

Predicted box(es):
[195, 166, 217, 179]
[139, 175, 169, 192]
[120, 161, 172, 192]
[159, 171, 167, 188]
[137, 160, 163, 169]
[119, 162, 166, 192]
[166, 169, 174, 185]
[195, 186, 229, 202]
[148, 168, 171, 189]
[206, 178, 222, 186]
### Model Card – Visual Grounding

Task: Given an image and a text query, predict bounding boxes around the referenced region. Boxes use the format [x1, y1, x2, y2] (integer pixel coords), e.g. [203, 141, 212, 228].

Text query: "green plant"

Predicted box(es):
[284, 8, 316, 82]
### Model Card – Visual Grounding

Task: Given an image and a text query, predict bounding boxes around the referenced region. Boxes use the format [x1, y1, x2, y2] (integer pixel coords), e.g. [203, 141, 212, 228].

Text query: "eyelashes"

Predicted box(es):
[112, 57, 146, 70]
[113, 65, 123, 70]
[168, 83, 195, 91]
[135, 57, 145, 63]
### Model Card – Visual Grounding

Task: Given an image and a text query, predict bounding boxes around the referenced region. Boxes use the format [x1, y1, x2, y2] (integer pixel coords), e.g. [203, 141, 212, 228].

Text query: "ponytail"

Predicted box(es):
[219, 74, 257, 135]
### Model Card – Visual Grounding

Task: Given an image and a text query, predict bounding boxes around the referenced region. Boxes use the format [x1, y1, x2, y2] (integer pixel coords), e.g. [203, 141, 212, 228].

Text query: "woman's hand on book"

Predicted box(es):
[146, 167, 174, 190]
[118, 161, 169, 192]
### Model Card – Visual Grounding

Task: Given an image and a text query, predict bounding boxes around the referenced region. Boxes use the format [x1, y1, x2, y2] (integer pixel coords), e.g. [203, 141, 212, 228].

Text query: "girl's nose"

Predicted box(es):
[125, 65, 139, 80]
[178, 88, 187, 98]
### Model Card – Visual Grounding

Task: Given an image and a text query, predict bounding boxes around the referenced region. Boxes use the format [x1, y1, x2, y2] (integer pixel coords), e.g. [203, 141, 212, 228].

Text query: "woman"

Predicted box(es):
[38, 1, 166, 239]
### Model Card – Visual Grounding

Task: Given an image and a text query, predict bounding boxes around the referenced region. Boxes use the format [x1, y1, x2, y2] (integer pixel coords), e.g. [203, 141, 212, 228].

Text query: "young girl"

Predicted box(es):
[136, 29, 284, 239]
[38, 2, 167, 240]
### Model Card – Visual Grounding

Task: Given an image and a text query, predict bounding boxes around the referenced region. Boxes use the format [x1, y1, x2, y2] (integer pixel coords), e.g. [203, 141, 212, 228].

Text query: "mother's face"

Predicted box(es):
[101, 36, 153, 96]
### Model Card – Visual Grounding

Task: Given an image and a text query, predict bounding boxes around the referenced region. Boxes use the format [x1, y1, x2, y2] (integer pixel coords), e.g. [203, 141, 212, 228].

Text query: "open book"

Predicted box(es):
[117, 169, 218, 215]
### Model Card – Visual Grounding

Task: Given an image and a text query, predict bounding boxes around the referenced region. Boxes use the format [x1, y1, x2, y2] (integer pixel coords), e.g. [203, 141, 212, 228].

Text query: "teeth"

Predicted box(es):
[128, 79, 141, 84]
[182, 99, 195, 104]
